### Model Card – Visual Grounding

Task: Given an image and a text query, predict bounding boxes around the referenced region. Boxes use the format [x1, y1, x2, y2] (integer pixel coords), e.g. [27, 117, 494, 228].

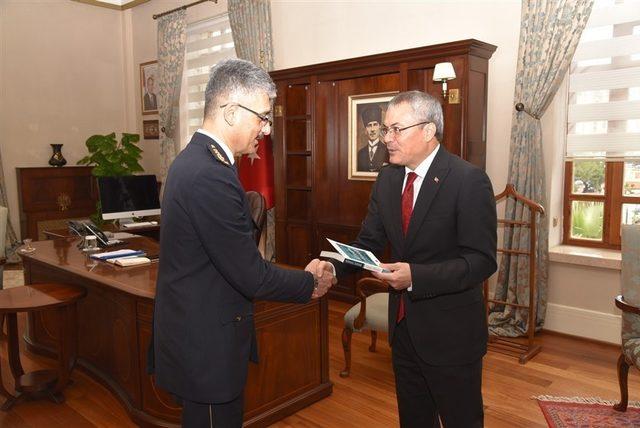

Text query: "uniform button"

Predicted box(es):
[235, 316, 242, 321]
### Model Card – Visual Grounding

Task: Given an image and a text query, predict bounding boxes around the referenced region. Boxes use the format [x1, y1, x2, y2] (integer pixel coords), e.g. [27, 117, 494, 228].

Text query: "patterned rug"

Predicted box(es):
[536, 395, 640, 427]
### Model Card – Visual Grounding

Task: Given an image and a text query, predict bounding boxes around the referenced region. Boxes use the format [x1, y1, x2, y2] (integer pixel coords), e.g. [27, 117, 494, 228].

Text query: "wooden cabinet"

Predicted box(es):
[271, 39, 496, 302]
[17, 166, 97, 240]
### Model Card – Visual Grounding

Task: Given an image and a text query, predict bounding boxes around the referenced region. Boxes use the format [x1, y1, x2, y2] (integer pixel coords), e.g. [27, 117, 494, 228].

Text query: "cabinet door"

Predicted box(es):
[285, 223, 313, 267]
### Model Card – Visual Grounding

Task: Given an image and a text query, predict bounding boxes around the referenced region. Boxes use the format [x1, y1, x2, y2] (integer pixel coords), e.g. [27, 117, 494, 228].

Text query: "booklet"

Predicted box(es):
[106, 256, 151, 267]
[320, 238, 390, 273]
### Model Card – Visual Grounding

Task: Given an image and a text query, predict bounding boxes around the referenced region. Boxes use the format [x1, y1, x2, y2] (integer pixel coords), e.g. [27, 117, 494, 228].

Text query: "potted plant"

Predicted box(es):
[78, 132, 143, 224]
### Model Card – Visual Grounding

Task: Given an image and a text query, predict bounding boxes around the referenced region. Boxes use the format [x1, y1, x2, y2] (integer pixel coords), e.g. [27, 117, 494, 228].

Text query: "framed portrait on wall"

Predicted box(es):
[140, 61, 159, 115]
[143, 120, 160, 140]
[348, 91, 397, 181]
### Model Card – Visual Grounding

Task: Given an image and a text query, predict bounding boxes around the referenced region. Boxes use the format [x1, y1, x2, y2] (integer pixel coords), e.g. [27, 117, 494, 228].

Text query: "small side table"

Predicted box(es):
[0, 283, 86, 410]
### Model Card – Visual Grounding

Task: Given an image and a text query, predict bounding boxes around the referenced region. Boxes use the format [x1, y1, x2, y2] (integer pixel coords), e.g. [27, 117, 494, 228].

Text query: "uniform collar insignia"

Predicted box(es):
[208, 144, 231, 167]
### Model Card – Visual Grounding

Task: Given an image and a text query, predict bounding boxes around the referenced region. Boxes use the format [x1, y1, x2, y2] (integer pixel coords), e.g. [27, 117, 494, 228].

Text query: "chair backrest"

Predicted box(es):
[0, 206, 7, 259]
[246, 191, 267, 246]
[621, 225, 640, 343]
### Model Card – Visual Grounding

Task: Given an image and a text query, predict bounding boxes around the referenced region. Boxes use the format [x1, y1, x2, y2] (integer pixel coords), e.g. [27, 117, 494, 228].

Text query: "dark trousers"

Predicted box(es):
[178, 394, 244, 428]
[391, 319, 483, 428]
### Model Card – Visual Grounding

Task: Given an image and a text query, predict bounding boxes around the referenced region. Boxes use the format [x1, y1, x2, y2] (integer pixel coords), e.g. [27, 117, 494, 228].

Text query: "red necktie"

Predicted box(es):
[397, 172, 417, 323]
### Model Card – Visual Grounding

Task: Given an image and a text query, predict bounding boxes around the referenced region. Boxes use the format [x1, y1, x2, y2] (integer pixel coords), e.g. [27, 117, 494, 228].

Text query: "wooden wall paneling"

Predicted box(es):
[274, 82, 288, 264]
[285, 223, 313, 267]
[335, 73, 400, 227]
[271, 40, 497, 298]
[313, 80, 337, 228]
[468, 54, 490, 169]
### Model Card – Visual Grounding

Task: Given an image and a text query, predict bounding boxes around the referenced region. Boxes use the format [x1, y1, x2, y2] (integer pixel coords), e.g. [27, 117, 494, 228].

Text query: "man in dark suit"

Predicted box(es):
[333, 91, 496, 427]
[357, 106, 389, 172]
[150, 59, 335, 427]
[143, 76, 157, 110]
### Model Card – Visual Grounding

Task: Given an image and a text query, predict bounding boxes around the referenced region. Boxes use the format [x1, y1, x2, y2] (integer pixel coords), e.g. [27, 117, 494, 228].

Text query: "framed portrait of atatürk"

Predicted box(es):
[140, 61, 159, 115]
[348, 91, 397, 181]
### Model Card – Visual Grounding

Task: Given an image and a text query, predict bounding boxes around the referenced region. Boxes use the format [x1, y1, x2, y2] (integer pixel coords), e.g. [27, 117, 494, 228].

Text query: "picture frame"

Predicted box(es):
[143, 120, 160, 140]
[140, 61, 159, 115]
[348, 91, 397, 181]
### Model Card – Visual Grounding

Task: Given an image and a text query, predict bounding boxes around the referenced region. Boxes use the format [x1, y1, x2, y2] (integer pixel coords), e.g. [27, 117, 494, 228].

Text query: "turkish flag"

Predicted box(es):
[238, 135, 275, 209]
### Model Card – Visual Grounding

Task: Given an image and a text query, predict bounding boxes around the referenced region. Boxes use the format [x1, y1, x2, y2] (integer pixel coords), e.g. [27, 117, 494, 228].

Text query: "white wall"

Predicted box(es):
[271, 0, 522, 196]
[0, 0, 128, 239]
[124, 0, 230, 160]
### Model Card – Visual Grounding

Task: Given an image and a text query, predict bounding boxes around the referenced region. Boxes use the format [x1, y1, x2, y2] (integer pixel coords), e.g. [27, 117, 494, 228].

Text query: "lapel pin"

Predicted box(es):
[434, 177, 440, 183]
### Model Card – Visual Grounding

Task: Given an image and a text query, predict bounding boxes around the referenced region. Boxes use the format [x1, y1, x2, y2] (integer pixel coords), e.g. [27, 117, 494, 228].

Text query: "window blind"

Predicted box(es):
[566, 0, 640, 160]
[185, 14, 236, 137]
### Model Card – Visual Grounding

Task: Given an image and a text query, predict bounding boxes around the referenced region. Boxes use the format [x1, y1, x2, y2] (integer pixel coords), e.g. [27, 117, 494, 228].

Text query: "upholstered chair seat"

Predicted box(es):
[614, 224, 640, 412]
[344, 292, 388, 333]
[340, 278, 389, 378]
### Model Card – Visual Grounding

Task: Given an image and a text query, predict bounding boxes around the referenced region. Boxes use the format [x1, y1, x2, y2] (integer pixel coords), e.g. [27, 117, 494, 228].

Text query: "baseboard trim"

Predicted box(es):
[544, 303, 621, 345]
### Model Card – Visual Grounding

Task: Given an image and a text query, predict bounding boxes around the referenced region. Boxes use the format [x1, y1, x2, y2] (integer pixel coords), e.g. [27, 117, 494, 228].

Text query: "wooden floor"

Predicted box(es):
[0, 300, 637, 427]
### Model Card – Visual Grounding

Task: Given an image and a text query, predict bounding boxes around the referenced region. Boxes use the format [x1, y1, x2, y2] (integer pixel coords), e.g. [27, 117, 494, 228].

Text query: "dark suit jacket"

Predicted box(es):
[151, 132, 314, 403]
[344, 146, 496, 366]
[144, 92, 157, 110]
[357, 141, 389, 172]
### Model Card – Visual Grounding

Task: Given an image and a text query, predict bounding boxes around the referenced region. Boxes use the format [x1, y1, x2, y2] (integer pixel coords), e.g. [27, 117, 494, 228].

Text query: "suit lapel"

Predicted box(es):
[389, 166, 405, 246]
[404, 147, 451, 250]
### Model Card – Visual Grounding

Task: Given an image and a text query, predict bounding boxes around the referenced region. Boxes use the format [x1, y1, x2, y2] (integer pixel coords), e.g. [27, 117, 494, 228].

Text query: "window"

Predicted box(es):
[564, 0, 640, 249]
[185, 15, 236, 137]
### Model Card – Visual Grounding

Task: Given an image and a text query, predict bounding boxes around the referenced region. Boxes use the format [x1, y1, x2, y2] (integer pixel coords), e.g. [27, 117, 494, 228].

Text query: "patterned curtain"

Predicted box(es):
[157, 10, 187, 184]
[0, 148, 20, 262]
[228, 0, 276, 261]
[488, 0, 594, 337]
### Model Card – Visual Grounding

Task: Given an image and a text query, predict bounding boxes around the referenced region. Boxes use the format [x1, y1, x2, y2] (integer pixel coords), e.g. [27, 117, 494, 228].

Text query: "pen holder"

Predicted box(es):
[82, 235, 98, 252]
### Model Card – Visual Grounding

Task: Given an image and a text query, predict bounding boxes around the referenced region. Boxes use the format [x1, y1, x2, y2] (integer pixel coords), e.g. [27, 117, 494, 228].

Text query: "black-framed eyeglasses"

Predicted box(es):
[220, 103, 272, 127]
[380, 121, 430, 137]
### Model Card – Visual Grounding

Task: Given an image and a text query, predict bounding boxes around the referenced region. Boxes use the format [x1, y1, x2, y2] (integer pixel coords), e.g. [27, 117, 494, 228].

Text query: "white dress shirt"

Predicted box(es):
[402, 144, 440, 290]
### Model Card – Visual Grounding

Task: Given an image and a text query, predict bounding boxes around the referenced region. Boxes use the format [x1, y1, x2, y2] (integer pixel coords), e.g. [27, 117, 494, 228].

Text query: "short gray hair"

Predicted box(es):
[388, 91, 443, 142]
[203, 58, 276, 119]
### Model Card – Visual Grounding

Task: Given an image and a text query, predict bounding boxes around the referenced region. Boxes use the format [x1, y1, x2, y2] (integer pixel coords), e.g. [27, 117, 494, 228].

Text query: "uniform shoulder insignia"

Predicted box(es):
[207, 144, 231, 167]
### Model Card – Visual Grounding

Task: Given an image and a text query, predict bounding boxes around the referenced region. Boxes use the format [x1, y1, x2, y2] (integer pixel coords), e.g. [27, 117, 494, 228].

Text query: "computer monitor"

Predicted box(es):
[98, 175, 161, 221]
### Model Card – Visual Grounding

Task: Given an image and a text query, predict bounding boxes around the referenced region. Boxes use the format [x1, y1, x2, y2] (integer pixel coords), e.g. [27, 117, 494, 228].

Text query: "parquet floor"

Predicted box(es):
[0, 299, 637, 427]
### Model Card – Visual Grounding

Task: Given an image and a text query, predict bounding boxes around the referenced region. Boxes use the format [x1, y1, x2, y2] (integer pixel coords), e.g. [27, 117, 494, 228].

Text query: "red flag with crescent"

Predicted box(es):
[238, 135, 275, 209]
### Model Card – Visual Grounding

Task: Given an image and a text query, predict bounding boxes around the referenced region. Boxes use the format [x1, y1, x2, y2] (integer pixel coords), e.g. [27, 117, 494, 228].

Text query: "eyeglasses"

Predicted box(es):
[380, 121, 430, 137]
[220, 103, 272, 127]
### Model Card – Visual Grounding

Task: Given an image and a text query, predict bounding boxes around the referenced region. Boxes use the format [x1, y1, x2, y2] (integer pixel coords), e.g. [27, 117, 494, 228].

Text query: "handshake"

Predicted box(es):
[304, 259, 337, 299]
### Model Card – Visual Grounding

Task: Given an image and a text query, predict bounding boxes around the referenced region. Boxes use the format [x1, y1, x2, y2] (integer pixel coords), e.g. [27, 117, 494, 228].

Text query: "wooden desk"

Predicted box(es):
[19, 237, 332, 427]
[0, 283, 86, 410]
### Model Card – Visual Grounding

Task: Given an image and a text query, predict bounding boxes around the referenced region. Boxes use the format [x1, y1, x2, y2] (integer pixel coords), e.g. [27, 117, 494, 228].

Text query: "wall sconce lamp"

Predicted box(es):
[433, 62, 459, 104]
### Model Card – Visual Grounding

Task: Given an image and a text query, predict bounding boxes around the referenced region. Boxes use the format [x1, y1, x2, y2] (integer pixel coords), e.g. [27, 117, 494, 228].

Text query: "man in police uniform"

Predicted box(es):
[150, 59, 335, 427]
[357, 105, 389, 172]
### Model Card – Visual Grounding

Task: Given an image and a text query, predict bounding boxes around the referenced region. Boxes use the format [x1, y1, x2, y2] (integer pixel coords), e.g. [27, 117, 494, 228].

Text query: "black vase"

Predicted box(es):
[49, 144, 67, 167]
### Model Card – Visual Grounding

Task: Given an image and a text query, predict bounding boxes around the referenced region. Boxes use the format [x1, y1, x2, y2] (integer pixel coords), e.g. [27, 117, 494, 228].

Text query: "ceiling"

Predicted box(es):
[71, 0, 151, 11]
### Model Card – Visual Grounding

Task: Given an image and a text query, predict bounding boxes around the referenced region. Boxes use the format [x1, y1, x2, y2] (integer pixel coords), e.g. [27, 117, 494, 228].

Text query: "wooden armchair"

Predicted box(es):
[614, 224, 640, 412]
[341, 277, 389, 378]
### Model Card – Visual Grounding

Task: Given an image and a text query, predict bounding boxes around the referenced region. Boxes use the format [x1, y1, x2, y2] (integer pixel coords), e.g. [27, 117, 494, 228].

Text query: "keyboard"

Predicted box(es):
[121, 221, 158, 229]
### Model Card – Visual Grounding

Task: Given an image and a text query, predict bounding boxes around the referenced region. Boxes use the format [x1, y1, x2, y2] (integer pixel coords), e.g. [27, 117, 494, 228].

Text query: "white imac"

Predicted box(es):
[98, 175, 161, 222]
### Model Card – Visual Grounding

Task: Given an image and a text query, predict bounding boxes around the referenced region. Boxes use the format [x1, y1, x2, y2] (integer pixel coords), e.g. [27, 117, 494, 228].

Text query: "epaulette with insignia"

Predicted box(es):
[207, 144, 231, 167]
